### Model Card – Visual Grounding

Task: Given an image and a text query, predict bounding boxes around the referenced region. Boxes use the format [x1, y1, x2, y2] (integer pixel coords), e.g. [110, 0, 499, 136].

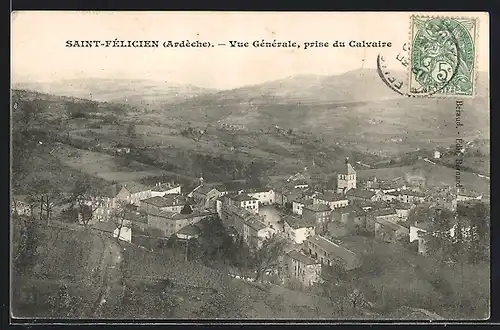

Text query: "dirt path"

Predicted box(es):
[92, 236, 124, 316]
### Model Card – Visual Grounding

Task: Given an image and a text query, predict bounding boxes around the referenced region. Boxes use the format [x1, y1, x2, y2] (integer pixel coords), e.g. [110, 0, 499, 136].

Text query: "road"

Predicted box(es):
[92, 236, 124, 316]
[259, 206, 284, 232]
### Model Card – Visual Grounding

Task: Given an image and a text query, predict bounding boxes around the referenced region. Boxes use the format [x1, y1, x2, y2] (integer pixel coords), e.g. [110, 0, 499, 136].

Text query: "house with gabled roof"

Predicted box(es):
[366, 207, 399, 232]
[224, 193, 260, 214]
[303, 235, 362, 271]
[302, 203, 332, 235]
[346, 188, 382, 202]
[330, 204, 367, 231]
[150, 182, 181, 198]
[374, 218, 410, 243]
[313, 191, 349, 210]
[140, 194, 188, 214]
[399, 189, 426, 204]
[191, 184, 223, 208]
[282, 214, 315, 244]
[284, 250, 322, 287]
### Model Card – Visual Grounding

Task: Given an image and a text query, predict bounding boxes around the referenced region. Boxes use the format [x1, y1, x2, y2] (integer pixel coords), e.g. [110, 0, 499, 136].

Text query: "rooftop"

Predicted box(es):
[333, 204, 365, 216]
[229, 194, 259, 202]
[305, 235, 361, 270]
[401, 190, 426, 197]
[171, 209, 216, 221]
[194, 184, 218, 195]
[216, 181, 266, 193]
[346, 188, 375, 199]
[375, 217, 408, 231]
[151, 182, 180, 192]
[371, 208, 397, 217]
[121, 181, 150, 194]
[315, 191, 348, 202]
[141, 194, 187, 207]
[282, 214, 316, 229]
[339, 159, 356, 175]
[304, 203, 331, 213]
[176, 223, 201, 237]
[287, 250, 320, 265]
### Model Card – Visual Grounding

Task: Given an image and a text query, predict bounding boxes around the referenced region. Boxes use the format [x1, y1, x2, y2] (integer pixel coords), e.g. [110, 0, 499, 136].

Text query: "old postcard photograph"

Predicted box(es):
[10, 11, 490, 321]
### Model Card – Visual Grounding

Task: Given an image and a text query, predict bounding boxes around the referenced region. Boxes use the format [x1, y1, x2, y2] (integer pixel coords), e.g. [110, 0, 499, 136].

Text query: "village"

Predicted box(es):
[11, 155, 487, 292]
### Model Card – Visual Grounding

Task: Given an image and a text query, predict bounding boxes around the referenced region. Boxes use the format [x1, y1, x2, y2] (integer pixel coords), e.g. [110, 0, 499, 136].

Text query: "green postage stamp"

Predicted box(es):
[409, 16, 478, 97]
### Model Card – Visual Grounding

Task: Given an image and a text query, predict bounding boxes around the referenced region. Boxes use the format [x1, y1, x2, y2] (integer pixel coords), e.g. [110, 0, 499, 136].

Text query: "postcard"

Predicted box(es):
[11, 11, 490, 322]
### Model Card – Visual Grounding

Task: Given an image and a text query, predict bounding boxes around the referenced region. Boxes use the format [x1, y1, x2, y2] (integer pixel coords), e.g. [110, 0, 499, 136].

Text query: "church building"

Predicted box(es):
[337, 158, 357, 194]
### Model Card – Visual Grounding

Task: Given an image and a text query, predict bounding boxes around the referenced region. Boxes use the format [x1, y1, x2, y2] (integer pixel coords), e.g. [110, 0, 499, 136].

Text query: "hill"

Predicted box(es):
[12, 78, 218, 106]
[159, 69, 489, 155]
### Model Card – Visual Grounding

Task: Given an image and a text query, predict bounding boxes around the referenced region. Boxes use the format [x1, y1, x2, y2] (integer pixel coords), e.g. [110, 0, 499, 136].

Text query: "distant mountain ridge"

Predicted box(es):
[12, 78, 219, 105]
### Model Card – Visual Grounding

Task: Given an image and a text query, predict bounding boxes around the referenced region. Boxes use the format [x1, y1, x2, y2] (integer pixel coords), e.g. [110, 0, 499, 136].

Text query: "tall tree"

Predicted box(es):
[69, 177, 103, 227]
[252, 235, 286, 282]
[29, 179, 63, 224]
[111, 201, 131, 241]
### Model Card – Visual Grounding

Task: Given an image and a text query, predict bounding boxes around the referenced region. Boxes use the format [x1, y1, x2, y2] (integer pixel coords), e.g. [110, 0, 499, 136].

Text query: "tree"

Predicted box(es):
[252, 235, 286, 282]
[321, 267, 366, 317]
[191, 215, 236, 265]
[69, 178, 103, 227]
[111, 201, 131, 241]
[28, 179, 63, 224]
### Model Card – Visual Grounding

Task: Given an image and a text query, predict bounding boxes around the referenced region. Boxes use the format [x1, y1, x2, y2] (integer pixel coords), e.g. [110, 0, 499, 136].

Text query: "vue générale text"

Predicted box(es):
[64, 39, 393, 49]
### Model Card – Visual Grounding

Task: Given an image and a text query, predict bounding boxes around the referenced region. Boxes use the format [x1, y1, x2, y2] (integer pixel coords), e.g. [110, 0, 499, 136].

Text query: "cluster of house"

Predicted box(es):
[10, 156, 487, 289]
[269, 159, 485, 288]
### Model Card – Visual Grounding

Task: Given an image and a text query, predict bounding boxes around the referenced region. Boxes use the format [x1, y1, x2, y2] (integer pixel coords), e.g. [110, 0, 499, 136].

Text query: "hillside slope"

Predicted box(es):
[13, 78, 218, 105]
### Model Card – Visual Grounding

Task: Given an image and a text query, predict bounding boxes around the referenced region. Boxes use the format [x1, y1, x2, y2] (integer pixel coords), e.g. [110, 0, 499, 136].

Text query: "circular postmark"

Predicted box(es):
[377, 16, 475, 98]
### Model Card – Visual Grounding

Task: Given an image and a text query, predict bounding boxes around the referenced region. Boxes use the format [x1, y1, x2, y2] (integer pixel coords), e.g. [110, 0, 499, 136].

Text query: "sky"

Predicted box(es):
[11, 11, 490, 90]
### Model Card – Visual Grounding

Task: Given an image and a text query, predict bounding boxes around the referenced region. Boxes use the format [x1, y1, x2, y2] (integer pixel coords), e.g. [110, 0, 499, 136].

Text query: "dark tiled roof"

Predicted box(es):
[171, 210, 216, 221]
[287, 250, 319, 265]
[304, 203, 331, 212]
[333, 204, 365, 216]
[339, 162, 356, 175]
[229, 194, 258, 202]
[142, 195, 186, 207]
[216, 181, 265, 193]
[194, 184, 218, 195]
[306, 235, 361, 270]
[401, 190, 426, 197]
[315, 191, 348, 202]
[375, 218, 408, 232]
[371, 208, 397, 217]
[346, 188, 375, 199]
[151, 182, 180, 192]
[122, 181, 150, 194]
[282, 214, 315, 229]
[176, 224, 201, 236]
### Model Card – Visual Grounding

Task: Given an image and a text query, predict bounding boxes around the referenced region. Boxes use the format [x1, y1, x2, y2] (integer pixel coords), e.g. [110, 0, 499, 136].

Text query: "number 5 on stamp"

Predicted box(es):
[409, 16, 478, 97]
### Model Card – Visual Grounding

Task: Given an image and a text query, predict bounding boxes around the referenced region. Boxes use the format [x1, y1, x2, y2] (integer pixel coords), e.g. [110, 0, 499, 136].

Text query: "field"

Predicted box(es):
[50, 144, 167, 183]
